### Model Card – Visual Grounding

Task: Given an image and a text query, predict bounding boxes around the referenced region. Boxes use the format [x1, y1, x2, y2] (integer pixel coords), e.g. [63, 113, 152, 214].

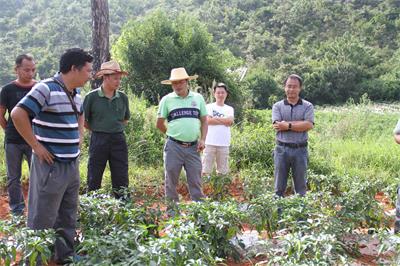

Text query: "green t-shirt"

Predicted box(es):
[158, 90, 207, 142]
[83, 87, 130, 133]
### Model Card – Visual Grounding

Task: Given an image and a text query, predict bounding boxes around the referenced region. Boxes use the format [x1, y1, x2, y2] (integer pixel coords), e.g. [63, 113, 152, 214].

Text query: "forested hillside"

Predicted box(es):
[1, 0, 399, 105]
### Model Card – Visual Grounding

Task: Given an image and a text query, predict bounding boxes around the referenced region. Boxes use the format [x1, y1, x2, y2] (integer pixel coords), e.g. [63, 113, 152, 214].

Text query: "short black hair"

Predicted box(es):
[59, 48, 93, 74]
[15, 54, 34, 67]
[213, 82, 229, 93]
[284, 74, 303, 87]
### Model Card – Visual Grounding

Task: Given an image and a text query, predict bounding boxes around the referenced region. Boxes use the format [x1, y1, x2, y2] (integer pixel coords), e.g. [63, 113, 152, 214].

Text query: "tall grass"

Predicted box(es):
[310, 102, 400, 198]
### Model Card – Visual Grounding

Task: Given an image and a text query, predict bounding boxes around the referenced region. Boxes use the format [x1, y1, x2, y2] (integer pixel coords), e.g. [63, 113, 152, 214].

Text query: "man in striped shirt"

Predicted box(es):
[11, 48, 93, 264]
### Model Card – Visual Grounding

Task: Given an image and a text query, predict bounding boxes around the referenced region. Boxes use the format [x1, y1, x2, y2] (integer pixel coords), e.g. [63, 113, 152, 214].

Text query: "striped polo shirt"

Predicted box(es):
[18, 73, 82, 162]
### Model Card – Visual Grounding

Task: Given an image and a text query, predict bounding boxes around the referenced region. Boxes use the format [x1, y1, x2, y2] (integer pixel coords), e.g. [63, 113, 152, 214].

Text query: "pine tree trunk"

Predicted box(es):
[91, 0, 110, 90]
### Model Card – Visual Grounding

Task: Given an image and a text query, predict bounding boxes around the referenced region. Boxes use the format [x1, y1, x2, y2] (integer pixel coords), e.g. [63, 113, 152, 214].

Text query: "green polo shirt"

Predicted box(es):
[158, 90, 207, 142]
[83, 87, 130, 133]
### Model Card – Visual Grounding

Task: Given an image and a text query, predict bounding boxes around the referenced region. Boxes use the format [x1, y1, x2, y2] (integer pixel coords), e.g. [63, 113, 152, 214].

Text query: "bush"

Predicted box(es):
[242, 63, 282, 109]
[230, 122, 275, 170]
[124, 95, 164, 166]
[113, 10, 243, 107]
[239, 163, 273, 199]
[182, 200, 245, 260]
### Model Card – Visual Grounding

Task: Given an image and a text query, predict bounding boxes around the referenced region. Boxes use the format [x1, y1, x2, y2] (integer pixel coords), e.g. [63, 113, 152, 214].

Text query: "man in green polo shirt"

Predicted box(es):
[156, 67, 208, 203]
[83, 60, 130, 199]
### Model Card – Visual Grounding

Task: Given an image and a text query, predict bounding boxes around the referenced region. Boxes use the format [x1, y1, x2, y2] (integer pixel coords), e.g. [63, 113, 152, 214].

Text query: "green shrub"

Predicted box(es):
[182, 200, 245, 261]
[239, 163, 273, 199]
[0, 219, 55, 266]
[124, 95, 164, 167]
[230, 122, 275, 170]
[261, 232, 350, 265]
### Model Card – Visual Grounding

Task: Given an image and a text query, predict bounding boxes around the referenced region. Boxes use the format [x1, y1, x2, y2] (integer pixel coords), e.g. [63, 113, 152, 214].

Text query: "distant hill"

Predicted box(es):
[1, 0, 399, 104]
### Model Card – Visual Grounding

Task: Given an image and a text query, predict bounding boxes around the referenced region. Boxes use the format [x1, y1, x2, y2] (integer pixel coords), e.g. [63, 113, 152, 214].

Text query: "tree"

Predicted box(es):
[242, 62, 281, 109]
[91, 0, 110, 89]
[301, 35, 381, 104]
[113, 10, 243, 106]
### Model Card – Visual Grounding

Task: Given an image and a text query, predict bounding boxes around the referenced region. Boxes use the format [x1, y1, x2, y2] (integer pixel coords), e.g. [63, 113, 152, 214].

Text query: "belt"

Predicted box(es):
[276, 140, 307, 148]
[168, 136, 197, 147]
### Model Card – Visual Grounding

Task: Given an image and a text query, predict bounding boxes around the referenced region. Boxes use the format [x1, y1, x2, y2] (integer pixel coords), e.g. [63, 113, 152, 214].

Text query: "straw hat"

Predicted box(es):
[94, 60, 128, 79]
[161, 67, 198, 85]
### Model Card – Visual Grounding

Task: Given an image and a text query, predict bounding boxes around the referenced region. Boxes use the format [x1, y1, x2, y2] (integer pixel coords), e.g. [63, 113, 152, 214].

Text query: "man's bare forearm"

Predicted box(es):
[273, 120, 313, 132]
[200, 116, 208, 141]
[394, 134, 400, 144]
[291, 121, 313, 132]
[156, 118, 167, 134]
[11, 107, 40, 148]
[207, 116, 233, 126]
[0, 107, 7, 129]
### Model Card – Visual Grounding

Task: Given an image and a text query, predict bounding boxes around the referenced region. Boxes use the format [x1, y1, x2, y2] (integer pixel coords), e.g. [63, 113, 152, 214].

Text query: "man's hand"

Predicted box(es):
[273, 121, 289, 131]
[33, 142, 54, 164]
[197, 139, 205, 152]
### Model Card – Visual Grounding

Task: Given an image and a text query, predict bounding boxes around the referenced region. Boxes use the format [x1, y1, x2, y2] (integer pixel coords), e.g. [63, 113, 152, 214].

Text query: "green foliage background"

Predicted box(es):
[1, 0, 399, 106]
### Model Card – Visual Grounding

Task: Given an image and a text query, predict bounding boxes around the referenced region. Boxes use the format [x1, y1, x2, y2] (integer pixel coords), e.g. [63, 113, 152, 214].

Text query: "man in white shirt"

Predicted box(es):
[202, 83, 234, 176]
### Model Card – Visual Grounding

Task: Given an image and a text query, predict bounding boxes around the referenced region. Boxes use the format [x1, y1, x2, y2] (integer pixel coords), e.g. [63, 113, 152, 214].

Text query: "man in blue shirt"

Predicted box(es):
[11, 48, 93, 264]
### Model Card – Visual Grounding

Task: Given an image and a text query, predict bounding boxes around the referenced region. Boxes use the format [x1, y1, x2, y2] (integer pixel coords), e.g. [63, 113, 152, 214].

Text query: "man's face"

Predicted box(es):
[284, 78, 301, 99]
[16, 59, 36, 83]
[73, 62, 92, 88]
[103, 73, 122, 90]
[214, 87, 228, 102]
[171, 79, 188, 96]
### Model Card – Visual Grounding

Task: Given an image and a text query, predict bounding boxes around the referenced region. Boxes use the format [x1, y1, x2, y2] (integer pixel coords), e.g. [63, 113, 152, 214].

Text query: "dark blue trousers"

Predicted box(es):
[273, 144, 308, 197]
[87, 132, 129, 198]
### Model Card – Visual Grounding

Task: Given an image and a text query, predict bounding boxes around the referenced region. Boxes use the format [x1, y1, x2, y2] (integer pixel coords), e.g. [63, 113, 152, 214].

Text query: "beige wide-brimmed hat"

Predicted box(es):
[94, 60, 128, 79]
[161, 67, 198, 85]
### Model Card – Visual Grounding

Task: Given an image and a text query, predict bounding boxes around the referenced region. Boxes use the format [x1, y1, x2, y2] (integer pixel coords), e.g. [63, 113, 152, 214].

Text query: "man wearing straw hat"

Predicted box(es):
[156, 67, 208, 203]
[83, 60, 130, 199]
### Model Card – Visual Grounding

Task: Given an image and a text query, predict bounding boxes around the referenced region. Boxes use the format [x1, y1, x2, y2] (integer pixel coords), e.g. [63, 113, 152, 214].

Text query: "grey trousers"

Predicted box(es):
[5, 143, 32, 214]
[274, 145, 308, 197]
[164, 139, 204, 202]
[27, 154, 80, 263]
[395, 187, 400, 233]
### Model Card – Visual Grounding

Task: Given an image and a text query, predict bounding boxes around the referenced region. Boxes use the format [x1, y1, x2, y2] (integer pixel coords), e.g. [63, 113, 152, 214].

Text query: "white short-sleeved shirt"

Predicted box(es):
[205, 103, 234, 147]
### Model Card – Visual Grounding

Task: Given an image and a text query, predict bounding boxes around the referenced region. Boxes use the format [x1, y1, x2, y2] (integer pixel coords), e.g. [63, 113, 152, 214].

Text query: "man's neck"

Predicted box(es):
[15, 78, 35, 87]
[60, 73, 75, 92]
[176, 89, 189, 98]
[216, 100, 224, 106]
[102, 84, 116, 98]
[287, 97, 300, 105]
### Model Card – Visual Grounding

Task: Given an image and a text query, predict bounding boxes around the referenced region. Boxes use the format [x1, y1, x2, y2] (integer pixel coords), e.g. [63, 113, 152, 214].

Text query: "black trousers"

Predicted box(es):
[87, 132, 129, 198]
